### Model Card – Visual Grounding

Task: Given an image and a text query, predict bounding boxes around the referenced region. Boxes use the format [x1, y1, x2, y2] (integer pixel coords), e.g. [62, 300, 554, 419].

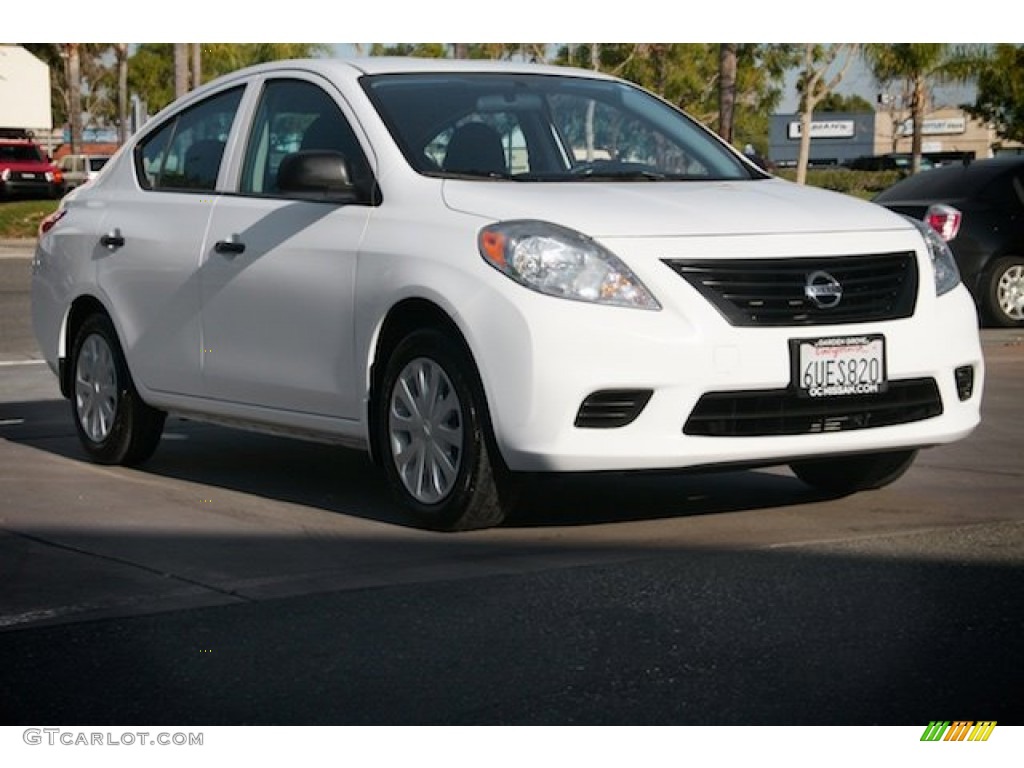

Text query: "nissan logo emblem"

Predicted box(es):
[804, 270, 843, 309]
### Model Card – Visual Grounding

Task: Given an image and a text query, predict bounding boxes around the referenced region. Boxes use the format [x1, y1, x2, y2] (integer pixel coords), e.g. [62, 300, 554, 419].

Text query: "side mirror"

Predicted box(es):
[277, 150, 359, 203]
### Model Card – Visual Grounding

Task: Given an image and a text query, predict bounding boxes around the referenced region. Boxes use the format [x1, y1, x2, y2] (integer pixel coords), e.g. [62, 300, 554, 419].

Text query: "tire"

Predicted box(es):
[374, 328, 511, 531]
[982, 256, 1024, 327]
[790, 450, 918, 495]
[70, 314, 166, 466]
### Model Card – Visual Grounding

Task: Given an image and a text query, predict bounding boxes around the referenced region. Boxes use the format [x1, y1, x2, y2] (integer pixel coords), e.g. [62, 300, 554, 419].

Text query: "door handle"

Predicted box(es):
[100, 230, 125, 249]
[214, 239, 246, 255]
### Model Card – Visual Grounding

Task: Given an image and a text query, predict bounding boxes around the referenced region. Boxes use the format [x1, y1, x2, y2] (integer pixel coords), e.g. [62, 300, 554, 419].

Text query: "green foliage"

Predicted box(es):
[127, 44, 174, 115]
[864, 43, 983, 86]
[818, 92, 874, 113]
[128, 43, 329, 114]
[0, 200, 59, 239]
[370, 43, 448, 58]
[966, 44, 1024, 143]
[775, 168, 902, 198]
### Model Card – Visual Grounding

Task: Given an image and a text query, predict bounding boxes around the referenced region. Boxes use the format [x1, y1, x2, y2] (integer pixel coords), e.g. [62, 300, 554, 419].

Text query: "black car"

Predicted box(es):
[847, 153, 934, 173]
[874, 156, 1024, 327]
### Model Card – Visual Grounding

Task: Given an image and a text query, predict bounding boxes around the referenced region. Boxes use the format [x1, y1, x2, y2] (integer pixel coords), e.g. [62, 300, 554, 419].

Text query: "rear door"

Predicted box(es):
[98, 85, 246, 397]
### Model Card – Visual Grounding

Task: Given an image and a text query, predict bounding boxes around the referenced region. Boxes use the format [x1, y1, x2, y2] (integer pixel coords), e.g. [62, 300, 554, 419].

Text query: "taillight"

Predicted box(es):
[38, 208, 67, 237]
[925, 204, 961, 241]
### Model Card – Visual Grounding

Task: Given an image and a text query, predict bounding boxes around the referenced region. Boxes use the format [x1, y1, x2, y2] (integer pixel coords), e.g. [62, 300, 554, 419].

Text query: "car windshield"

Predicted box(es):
[89, 157, 110, 172]
[361, 72, 759, 182]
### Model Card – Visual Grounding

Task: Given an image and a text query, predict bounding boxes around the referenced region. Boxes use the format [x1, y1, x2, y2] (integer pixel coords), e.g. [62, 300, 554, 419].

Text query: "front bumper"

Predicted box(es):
[468, 234, 984, 473]
[0, 179, 61, 199]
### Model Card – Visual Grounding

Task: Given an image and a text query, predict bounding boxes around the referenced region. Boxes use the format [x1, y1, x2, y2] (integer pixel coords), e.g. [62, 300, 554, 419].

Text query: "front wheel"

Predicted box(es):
[70, 314, 166, 465]
[374, 328, 511, 531]
[790, 450, 918, 495]
[983, 256, 1024, 327]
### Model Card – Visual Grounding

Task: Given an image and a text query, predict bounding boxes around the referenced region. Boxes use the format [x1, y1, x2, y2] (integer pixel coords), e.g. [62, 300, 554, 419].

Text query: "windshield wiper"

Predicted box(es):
[572, 169, 667, 181]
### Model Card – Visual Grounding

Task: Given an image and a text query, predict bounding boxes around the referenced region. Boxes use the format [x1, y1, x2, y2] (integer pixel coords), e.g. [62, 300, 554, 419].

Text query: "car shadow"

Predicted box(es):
[0, 398, 837, 530]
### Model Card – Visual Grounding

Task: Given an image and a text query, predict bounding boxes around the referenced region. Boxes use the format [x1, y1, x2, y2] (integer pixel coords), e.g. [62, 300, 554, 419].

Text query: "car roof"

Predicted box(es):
[874, 155, 1024, 202]
[199, 56, 619, 85]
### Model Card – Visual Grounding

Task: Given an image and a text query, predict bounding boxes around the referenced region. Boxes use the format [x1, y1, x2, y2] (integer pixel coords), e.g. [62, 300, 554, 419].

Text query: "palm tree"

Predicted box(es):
[66, 43, 83, 154]
[864, 44, 982, 175]
[718, 44, 737, 143]
[115, 43, 129, 144]
[174, 43, 189, 98]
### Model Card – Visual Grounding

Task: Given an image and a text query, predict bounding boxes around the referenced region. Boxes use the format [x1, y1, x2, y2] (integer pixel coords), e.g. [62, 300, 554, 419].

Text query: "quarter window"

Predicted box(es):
[135, 87, 243, 192]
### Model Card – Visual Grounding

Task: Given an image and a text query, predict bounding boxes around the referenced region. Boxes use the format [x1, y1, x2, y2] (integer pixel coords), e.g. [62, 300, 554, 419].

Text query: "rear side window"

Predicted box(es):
[135, 87, 243, 191]
[980, 170, 1024, 212]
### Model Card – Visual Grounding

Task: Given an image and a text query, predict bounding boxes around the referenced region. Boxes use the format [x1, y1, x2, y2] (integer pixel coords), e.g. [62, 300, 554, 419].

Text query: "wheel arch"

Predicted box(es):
[59, 294, 112, 399]
[366, 297, 480, 465]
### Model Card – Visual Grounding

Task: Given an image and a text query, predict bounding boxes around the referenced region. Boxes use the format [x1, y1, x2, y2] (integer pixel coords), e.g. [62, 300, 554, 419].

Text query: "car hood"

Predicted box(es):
[442, 177, 904, 237]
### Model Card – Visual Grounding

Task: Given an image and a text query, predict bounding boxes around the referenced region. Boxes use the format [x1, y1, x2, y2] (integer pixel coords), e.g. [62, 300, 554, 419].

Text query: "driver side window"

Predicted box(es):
[240, 79, 372, 198]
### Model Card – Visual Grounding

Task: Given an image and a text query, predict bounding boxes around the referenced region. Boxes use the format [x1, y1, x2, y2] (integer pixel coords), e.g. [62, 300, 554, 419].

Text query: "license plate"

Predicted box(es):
[790, 335, 887, 398]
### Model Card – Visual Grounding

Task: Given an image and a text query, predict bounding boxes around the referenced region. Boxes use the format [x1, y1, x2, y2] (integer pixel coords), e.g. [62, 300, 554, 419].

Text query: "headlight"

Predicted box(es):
[0, 168, 10, 182]
[478, 220, 660, 310]
[906, 216, 960, 296]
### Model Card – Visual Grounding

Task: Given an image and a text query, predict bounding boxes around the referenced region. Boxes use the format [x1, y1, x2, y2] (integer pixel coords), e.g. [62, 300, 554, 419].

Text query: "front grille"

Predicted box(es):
[664, 252, 918, 326]
[575, 389, 653, 428]
[684, 378, 942, 437]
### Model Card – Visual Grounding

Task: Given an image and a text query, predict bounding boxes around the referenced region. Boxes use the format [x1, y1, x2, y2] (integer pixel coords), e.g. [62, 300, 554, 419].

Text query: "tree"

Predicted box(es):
[718, 44, 738, 143]
[129, 44, 329, 114]
[795, 44, 859, 184]
[966, 44, 1024, 143]
[67, 44, 83, 153]
[369, 43, 447, 58]
[817, 92, 874, 113]
[128, 44, 175, 115]
[864, 44, 983, 174]
[115, 43, 129, 144]
[174, 43, 189, 99]
[23, 43, 118, 143]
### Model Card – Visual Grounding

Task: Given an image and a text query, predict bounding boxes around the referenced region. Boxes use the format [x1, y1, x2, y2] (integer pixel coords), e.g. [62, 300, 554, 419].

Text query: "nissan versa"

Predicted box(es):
[31, 58, 984, 530]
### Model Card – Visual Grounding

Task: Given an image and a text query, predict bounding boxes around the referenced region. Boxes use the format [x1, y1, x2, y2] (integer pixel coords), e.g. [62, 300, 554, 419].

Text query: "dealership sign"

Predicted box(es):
[788, 120, 856, 139]
[898, 117, 967, 136]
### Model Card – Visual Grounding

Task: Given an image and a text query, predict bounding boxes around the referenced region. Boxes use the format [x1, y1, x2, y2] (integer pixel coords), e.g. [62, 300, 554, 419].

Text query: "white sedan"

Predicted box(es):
[32, 57, 984, 530]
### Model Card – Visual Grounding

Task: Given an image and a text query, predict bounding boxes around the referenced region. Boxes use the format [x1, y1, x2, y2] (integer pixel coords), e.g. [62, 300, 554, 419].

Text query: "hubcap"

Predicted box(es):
[388, 358, 463, 504]
[75, 333, 118, 443]
[997, 264, 1024, 321]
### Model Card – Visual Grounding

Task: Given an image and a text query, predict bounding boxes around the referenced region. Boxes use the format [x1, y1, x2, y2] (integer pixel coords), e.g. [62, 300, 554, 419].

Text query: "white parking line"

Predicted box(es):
[0, 359, 46, 367]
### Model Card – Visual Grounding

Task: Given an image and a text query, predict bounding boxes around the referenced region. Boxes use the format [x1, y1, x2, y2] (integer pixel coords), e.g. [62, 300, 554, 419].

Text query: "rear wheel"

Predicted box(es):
[70, 314, 165, 465]
[375, 328, 510, 531]
[983, 256, 1024, 327]
[790, 450, 918, 495]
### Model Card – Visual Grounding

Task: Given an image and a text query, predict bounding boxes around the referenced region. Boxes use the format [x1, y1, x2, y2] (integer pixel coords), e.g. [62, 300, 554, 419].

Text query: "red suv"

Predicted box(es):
[0, 129, 64, 200]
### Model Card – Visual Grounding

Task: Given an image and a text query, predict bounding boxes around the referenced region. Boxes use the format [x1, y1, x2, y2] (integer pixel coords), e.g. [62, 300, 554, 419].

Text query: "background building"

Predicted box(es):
[770, 107, 1023, 167]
